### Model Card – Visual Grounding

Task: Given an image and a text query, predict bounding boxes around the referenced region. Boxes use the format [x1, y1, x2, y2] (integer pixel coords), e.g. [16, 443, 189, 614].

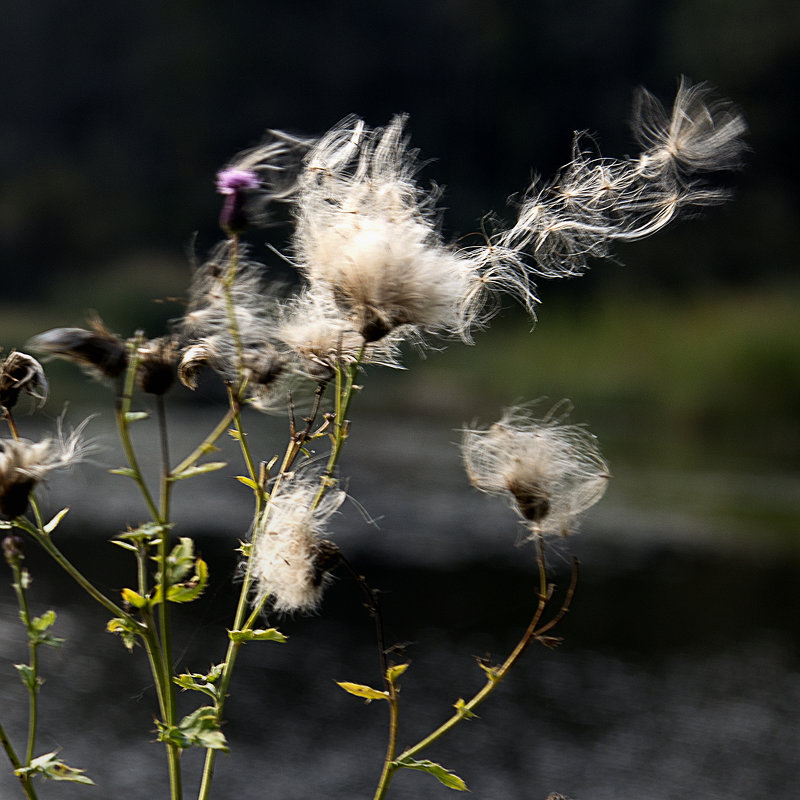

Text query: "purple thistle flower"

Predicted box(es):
[216, 168, 260, 233]
[216, 168, 260, 195]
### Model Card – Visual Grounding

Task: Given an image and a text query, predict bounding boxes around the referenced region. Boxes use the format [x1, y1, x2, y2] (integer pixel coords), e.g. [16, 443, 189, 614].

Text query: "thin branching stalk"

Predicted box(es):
[14, 517, 133, 622]
[171, 407, 237, 477]
[8, 551, 39, 765]
[112, 348, 183, 799]
[155, 395, 182, 800]
[115, 340, 161, 522]
[313, 346, 365, 509]
[373, 542, 579, 800]
[0, 720, 37, 800]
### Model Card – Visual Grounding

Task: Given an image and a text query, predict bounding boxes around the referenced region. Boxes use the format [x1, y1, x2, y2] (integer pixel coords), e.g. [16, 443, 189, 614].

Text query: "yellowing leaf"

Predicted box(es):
[336, 682, 388, 702]
[386, 663, 410, 683]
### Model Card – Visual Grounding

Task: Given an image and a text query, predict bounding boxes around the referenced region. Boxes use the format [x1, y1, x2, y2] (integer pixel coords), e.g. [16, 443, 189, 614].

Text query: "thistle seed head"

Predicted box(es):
[0, 419, 93, 519]
[251, 477, 345, 614]
[0, 351, 48, 410]
[28, 315, 128, 382]
[290, 116, 488, 345]
[136, 337, 177, 395]
[461, 405, 610, 538]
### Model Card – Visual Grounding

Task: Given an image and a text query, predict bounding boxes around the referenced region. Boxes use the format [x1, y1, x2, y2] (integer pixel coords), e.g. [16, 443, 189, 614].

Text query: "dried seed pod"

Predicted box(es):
[0, 351, 48, 410]
[28, 315, 128, 381]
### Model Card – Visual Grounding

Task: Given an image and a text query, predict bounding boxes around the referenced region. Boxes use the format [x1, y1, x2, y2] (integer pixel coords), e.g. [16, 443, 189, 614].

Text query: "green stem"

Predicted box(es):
[155, 396, 182, 800]
[374, 543, 577, 800]
[171, 407, 237, 477]
[0, 720, 37, 800]
[17, 521, 134, 622]
[9, 557, 38, 765]
[115, 346, 182, 799]
[115, 343, 161, 522]
[313, 346, 365, 509]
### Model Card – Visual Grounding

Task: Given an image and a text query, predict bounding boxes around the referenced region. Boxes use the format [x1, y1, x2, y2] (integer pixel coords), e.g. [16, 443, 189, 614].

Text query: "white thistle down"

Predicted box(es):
[251, 478, 345, 614]
[0, 418, 93, 518]
[276, 288, 404, 381]
[461, 406, 609, 538]
[484, 77, 747, 290]
[291, 115, 489, 343]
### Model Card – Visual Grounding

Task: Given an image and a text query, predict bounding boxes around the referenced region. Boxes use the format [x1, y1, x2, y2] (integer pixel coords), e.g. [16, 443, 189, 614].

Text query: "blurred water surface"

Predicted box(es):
[0, 408, 798, 799]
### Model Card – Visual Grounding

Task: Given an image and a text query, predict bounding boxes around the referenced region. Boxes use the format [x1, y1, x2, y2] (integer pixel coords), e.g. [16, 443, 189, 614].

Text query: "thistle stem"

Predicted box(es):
[373, 543, 578, 800]
[0, 720, 37, 799]
[314, 346, 365, 509]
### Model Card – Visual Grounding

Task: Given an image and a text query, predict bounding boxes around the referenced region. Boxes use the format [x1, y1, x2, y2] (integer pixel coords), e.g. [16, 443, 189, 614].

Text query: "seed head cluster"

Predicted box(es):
[0, 351, 48, 411]
[251, 477, 345, 614]
[461, 406, 610, 538]
[0, 420, 91, 519]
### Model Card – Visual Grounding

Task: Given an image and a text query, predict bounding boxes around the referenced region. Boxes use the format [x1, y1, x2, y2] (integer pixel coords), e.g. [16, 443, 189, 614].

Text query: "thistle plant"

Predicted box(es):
[0, 78, 745, 799]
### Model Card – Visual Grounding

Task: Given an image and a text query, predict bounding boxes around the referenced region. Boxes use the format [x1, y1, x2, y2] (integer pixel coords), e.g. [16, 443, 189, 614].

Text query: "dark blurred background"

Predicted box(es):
[1, 2, 799, 799]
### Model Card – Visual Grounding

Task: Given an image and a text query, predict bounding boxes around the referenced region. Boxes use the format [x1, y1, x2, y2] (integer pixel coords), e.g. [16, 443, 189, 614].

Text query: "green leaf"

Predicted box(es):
[157, 706, 228, 752]
[153, 536, 196, 585]
[106, 617, 140, 651]
[395, 758, 468, 791]
[478, 661, 501, 683]
[336, 682, 388, 703]
[124, 411, 149, 422]
[15, 752, 94, 785]
[109, 467, 138, 479]
[32, 610, 57, 632]
[121, 587, 148, 609]
[14, 663, 39, 691]
[454, 698, 478, 719]
[166, 558, 208, 603]
[235, 475, 259, 491]
[116, 521, 171, 545]
[30, 610, 63, 647]
[174, 673, 218, 701]
[43, 507, 69, 535]
[169, 462, 227, 481]
[228, 627, 287, 644]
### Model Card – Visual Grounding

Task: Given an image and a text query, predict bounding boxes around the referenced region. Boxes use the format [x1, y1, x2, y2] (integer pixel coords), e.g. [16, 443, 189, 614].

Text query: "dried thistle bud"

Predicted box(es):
[28, 315, 128, 381]
[242, 346, 284, 388]
[178, 339, 218, 390]
[461, 405, 610, 538]
[0, 420, 91, 519]
[137, 337, 177, 395]
[2, 533, 24, 567]
[0, 351, 48, 410]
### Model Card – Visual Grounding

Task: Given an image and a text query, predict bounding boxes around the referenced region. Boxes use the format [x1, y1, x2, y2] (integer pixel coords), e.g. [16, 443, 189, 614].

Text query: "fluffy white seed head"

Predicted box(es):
[251, 478, 345, 614]
[291, 116, 488, 343]
[461, 405, 610, 538]
[0, 419, 93, 518]
[276, 288, 404, 380]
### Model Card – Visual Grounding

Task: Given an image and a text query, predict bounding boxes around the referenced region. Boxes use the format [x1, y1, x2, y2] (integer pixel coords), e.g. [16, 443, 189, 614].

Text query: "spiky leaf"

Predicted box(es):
[15, 752, 94, 785]
[395, 758, 468, 791]
[228, 627, 287, 644]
